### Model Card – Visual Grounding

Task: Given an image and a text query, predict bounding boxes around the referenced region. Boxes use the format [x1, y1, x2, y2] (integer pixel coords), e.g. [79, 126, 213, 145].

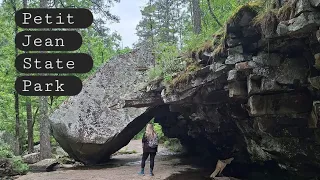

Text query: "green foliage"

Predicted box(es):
[136, 0, 189, 46]
[164, 75, 173, 82]
[147, 67, 163, 82]
[147, 43, 185, 82]
[133, 119, 165, 143]
[0, 142, 29, 175]
[117, 148, 137, 155]
[138, 0, 264, 80]
[183, 0, 255, 53]
[163, 138, 184, 152]
[11, 156, 29, 174]
[153, 122, 165, 142]
[134, 128, 145, 140]
[183, 33, 211, 52]
[0, 143, 14, 158]
[116, 47, 132, 55]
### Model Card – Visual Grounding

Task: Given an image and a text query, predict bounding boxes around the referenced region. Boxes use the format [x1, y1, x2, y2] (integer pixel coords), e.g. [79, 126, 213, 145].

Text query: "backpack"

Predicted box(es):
[147, 134, 158, 148]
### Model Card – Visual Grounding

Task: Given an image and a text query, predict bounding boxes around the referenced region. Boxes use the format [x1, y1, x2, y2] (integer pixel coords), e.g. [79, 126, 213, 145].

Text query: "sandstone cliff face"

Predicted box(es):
[125, 0, 320, 178]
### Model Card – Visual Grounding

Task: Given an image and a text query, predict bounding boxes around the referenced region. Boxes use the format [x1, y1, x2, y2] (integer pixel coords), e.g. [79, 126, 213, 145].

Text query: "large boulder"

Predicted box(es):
[49, 48, 154, 164]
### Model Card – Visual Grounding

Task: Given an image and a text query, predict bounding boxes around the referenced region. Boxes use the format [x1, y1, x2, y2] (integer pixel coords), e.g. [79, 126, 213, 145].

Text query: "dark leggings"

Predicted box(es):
[141, 152, 156, 170]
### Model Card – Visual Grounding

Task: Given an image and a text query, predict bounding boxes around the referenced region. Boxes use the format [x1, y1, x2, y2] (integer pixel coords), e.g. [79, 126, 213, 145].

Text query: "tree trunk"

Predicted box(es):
[12, 0, 22, 154]
[148, 0, 155, 67]
[39, 0, 51, 160]
[101, 51, 104, 64]
[191, 0, 202, 34]
[26, 97, 34, 153]
[23, 0, 33, 155]
[164, 0, 170, 42]
[14, 91, 21, 155]
[39, 96, 51, 159]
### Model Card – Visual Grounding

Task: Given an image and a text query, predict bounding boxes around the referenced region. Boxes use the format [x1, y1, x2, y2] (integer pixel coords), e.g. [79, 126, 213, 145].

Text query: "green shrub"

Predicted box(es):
[134, 128, 145, 140]
[0, 142, 29, 176]
[153, 122, 166, 142]
[163, 138, 184, 152]
[117, 147, 137, 155]
[147, 67, 163, 81]
[0, 143, 14, 158]
[116, 47, 131, 55]
[183, 33, 210, 52]
[147, 43, 185, 82]
[11, 157, 29, 174]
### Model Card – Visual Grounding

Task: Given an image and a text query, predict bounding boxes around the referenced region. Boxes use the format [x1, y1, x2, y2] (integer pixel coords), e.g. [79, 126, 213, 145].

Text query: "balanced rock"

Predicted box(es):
[49, 48, 154, 164]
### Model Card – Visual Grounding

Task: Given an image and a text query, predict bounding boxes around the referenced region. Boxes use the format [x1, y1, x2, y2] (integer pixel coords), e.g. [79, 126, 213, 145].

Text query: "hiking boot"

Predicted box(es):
[150, 171, 154, 176]
[138, 168, 145, 176]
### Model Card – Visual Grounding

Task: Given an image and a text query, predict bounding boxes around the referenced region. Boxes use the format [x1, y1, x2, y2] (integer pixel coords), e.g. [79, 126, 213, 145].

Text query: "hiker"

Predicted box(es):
[139, 123, 158, 176]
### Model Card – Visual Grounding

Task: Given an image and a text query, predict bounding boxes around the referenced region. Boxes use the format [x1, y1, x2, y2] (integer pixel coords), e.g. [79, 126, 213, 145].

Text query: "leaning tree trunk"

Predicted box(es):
[191, 0, 202, 34]
[39, 0, 51, 160]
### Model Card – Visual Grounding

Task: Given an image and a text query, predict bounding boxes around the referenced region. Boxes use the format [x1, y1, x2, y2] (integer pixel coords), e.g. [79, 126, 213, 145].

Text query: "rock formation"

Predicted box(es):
[124, 0, 320, 178]
[49, 47, 156, 164]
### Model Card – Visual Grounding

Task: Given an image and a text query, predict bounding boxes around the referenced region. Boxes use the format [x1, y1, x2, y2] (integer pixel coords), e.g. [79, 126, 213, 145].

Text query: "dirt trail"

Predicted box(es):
[16, 140, 195, 180]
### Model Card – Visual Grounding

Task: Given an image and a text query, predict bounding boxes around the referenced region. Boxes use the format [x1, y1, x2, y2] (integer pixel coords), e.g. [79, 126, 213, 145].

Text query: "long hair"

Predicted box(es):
[145, 123, 156, 140]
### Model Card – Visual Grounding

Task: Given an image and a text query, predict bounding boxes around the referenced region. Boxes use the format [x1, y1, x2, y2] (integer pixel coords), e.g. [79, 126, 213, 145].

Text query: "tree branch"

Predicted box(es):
[207, 0, 222, 27]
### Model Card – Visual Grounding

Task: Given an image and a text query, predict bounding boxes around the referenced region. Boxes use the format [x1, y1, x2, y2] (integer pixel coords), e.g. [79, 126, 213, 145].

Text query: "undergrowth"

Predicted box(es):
[0, 143, 14, 158]
[146, 0, 283, 89]
[169, 62, 201, 90]
[117, 148, 137, 155]
[0, 142, 29, 175]
[252, 0, 297, 38]
[163, 138, 184, 152]
[147, 43, 185, 83]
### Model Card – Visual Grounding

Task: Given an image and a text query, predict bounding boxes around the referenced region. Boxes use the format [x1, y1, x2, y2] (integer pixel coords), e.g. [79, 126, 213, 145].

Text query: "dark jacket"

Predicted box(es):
[142, 133, 158, 153]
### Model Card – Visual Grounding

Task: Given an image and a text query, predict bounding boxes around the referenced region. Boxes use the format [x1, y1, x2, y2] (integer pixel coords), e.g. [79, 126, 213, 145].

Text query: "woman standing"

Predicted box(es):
[139, 123, 158, 176]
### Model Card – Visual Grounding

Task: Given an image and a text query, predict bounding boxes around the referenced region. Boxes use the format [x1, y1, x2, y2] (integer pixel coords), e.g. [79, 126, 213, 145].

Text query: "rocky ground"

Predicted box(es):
[15, 140, 199, 180]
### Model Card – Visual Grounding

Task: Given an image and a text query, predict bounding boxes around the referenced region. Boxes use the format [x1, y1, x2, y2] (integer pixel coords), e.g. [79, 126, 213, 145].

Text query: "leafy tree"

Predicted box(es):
[136, 0, 189, 47]
[0, 0, 125, 156]
[136, 0, 260, 80]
